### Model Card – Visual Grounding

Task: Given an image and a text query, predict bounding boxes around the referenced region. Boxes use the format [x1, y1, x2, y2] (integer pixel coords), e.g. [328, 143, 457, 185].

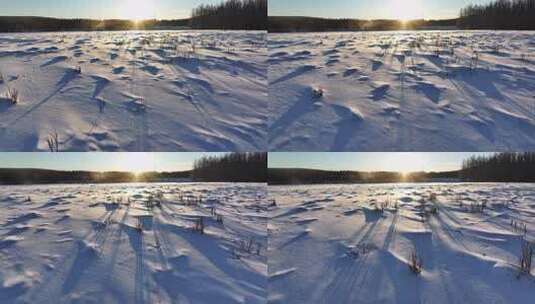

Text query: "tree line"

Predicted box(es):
[461, 152, 535, 182]
[268, 16, 458, 32]
[268, 168, 459, 185]
[0, 169, 191, 185]
[270, 0, 534, 32]
[0, 169, 135, 184]
[0, 17, 189, 32]
[190, 0, 267, 30]
[0, 0, 267, 32]
[269, 153, 535, 185]
[192, 153, 267, 182]
[0, 153, 266, 184]
[459, 0, 535, 29]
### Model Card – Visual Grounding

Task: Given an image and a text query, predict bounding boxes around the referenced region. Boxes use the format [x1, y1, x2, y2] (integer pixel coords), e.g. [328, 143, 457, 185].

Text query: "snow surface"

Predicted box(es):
[269, 31, 535, 151]
[0, 183, 267, 303]
[0, 31, 267, 151]
[269, 183, 535, 303]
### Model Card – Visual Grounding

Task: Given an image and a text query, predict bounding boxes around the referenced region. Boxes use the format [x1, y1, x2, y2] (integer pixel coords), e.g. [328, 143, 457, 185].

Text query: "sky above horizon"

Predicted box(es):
[269, 0, 494, 20]
[269, 153, 494, 173]
[0, 0, 222, 20]
[0, 153, 228, 173]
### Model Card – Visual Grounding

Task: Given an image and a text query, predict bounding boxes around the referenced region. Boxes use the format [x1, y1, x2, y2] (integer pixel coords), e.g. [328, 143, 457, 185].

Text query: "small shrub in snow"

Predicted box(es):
[5, 87, 19, 104]
[232, 248, 241, 259]
[239, 237, 261, 255]
[193, 217, 204, 234]
[373, 204, 384, 214]
[104, 214, 114, 225]
[347, 243, 377, 259]
[191, 40, 197, 54]
[408, 249, 423, 275]
[428, 206, 439, 215]
[145, 199, 153, 210]
[470, 51, 479, 71]
[312, 87, 324, 98]
[244, 238, 254, 253]
[46, 131, 60, 152]
[511, 220, 528, 235]
[519, 239, 533, 276]
[135, 218, 143, 232]
[469, 202, 485, 213]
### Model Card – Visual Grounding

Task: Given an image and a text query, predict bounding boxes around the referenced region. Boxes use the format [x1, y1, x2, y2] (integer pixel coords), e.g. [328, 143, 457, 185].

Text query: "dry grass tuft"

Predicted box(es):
[46, 131, 60, 152]
[519, 239, 533, 276]
[5, 87, 19, 104]
[408, 248, 423, 275]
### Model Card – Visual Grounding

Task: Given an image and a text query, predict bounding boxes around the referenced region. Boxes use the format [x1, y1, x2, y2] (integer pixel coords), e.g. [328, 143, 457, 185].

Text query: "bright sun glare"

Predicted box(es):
[387, 0, 425, 21]
[379, 153, 430, 174]
[118, 0, 156, 21]
[117, 153, 156, 174]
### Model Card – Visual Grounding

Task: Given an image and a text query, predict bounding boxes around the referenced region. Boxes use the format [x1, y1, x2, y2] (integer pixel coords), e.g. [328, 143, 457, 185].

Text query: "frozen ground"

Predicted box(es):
[269, 31, 535, 151]
[0, 31, 267, 151]
[269, 183, 535, 303]
[0, 183, 267, 303]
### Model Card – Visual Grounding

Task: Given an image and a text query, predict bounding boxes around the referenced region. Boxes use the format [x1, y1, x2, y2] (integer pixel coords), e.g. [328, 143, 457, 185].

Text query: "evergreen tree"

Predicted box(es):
[459, 0, 535, 29]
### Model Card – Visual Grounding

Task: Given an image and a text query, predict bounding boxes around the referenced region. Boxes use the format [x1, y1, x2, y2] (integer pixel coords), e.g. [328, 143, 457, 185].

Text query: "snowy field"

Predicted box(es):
[0, 183, 267, 303]
[269, 183, 535, 303]
[0, 31, 267, 151]
[268, 31, 535, 151]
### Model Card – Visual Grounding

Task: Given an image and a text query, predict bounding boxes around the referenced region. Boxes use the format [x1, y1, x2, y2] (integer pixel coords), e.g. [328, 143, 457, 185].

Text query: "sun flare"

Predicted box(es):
[118, 0, 156, 21]
[116, 153, 156, 174]
[379, 153, 430, 174]
[387, 0, 425, 21]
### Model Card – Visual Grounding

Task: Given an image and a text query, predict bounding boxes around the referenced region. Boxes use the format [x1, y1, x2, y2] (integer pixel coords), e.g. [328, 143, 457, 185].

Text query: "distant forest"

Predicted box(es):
[461, 152, 535, 182]
[0, 153, 267, 185]
[268, 169, 459, 185]
[269, 153, 535, 185]
[0, 0, 267, 32]
[459, 0, 535, 30]
[0, 17, 189, 32]
[191, 0, 267, 30]
[192, 153, 267, 183]
[269, 0, 534, 32]
[0, 169, 191, 185]
[268, 17, 458, 32]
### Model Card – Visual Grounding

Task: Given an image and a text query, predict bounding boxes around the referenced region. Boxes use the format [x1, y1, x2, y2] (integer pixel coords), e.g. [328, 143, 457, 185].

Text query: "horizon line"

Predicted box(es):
[269, 167, 461, 174]
[0, 15, 190, 21]
[269, 15, 458, 21]
[0, 167, 193, 173]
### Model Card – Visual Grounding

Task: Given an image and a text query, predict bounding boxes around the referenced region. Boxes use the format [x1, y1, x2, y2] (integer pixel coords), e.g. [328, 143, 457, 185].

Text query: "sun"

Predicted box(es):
[379, 153, 430, 174]
[118, 0, 156, 21]
[117, 153, 156, 174]
[387, 0, 425, 21]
